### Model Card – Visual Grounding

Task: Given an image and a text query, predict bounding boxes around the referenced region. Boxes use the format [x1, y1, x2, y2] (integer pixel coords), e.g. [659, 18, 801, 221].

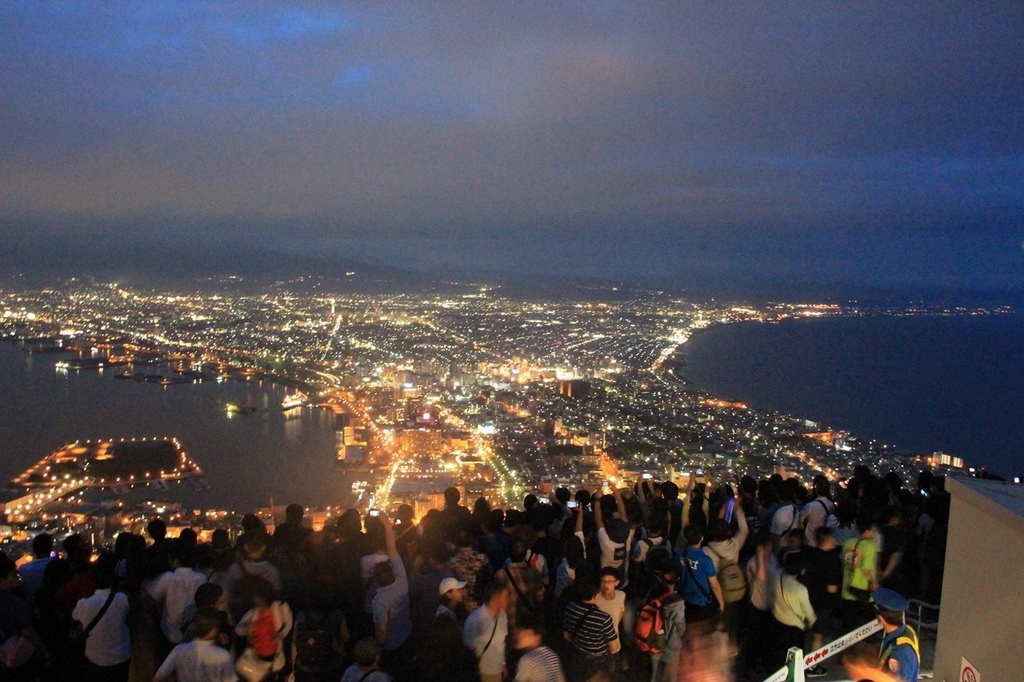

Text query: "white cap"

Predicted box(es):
[439, 577, 467, 596]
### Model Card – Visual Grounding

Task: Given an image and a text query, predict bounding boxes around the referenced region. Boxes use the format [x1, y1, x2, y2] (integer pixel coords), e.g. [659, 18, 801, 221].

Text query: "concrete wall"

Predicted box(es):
[933, 478, 1024, 681]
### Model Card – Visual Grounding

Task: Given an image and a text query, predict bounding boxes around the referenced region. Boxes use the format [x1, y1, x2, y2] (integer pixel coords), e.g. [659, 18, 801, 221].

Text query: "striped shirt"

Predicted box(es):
[514, 646, 565, 682]
[562, 602, 617, 657]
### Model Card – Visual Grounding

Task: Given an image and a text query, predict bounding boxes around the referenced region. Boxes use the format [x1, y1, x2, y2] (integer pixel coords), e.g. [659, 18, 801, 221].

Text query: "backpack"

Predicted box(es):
[249, 604, 282, 660]
[708, 547, 747, 603]
[634, 591, 682, 654]
[294, 611, 336, 671]
[818, 500, 840, 530]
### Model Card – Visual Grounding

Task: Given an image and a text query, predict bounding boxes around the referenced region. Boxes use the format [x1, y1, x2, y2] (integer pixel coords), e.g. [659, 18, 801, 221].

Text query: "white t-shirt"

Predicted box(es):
[770, 504, 801, 537]
[463, 606, 507, 677]
[154, 639, 236, 682]
[72, 589, 131, 666]
[371, 559, 411, 651]
[595, 589, 626, 629]
[631, 536, 666, 564]
[745, 553, 781, 612]
[597, 527, 631, 586]
[800, 497, 835, 547]
[150, 567, 209, 643]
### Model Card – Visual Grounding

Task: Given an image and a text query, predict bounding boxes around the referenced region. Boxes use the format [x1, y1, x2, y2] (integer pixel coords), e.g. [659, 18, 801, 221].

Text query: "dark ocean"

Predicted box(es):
[0, 343, 350, 510]
[679, 313, 1024, 477]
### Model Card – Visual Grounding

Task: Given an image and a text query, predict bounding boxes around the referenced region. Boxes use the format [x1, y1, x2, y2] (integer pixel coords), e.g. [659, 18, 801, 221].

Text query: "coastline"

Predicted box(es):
[668, 312, 1023, 476]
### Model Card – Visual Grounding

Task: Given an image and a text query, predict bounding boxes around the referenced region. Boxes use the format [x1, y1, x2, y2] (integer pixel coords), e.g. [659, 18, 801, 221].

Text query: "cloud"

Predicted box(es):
[1, 1, 1022, 289]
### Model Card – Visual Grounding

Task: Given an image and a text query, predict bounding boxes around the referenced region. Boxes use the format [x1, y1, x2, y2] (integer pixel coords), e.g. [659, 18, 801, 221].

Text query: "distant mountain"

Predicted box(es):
[2, 233, 1020, 307]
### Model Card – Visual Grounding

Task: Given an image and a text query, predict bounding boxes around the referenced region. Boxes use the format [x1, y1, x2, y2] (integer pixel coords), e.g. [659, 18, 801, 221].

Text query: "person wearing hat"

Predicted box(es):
[437, 577, 467, 630]
[873, 587, 920, 682]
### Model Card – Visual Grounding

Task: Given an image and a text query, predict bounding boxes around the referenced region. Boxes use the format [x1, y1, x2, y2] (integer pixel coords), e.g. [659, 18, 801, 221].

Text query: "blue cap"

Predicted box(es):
[872, 587, 909, 612]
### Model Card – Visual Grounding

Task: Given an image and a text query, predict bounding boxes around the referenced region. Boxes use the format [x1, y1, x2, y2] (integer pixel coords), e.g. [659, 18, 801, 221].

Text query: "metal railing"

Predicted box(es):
[907, 599, 940, 637]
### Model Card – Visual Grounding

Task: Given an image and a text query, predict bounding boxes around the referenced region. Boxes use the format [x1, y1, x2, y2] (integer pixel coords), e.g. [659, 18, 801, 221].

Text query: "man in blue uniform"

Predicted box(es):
[874, 588, 920, 682]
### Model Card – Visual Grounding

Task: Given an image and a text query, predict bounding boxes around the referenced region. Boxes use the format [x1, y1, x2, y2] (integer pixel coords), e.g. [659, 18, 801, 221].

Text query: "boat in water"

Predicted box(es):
[225, 403, 257, 415]
[281, 392, 306, 410]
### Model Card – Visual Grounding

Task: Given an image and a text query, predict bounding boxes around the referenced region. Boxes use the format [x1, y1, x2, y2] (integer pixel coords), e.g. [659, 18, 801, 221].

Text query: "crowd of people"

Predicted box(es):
[0, 464, 950, 682]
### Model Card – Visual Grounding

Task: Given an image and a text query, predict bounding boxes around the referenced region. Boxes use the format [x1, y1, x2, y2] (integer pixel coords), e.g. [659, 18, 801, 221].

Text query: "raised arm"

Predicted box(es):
[734, 499, 750, 546]
[381, 511, 399, 561]
[610, 485, 627, 520]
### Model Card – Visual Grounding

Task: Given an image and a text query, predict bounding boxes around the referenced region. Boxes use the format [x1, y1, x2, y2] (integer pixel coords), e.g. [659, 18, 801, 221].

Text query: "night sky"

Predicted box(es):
[2, 2, 1022, 292]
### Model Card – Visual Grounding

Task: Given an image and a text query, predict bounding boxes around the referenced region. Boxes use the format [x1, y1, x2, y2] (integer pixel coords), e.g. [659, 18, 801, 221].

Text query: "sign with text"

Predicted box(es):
[803, 620, 883, 667]
[960, 657, 980, 682]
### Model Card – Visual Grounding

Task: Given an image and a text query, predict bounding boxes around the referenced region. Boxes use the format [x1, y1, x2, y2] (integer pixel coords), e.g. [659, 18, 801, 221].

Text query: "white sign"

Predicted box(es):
[961, 657, 981, 682]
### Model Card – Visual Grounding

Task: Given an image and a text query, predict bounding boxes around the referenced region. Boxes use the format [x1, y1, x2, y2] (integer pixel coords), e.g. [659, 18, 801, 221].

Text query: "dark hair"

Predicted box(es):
[504, 509, 522, 528]
[373, 560, 395, 587]
[576, 574, 601, 601]
[813, 475, 831, 498]
[710, 519, 732, 543]
[179, 527, 198, 548]
[472, 497, 491, 517]
[252, 577, 278, 604]
[91, 551, 119, 589]
[484, 508, 505, 533]
[564, 535, 586, 570]
[682, 524, 704, 547]
[444, 487, 461, 507]
[352, 637, 382, 667]
[814, 526, 835, 545]
[483, 581, 507, 605]
[147, 518, 167, 541]
[782, 552, 804, 576]
[517, 609, 546, 636]
[0, 555, 17, 580]
[855, 510, 874, 534]
[240, 514, 264, 534]
[195, 543, 216, 571]
[171, 539, 196, 568]
[32, 532, 54, 558]
[661, 481, 679, 501]
[335, 508, 362, 540]
[192, 606, 224, 639]
[646, 546, 673, 574]
[194, 582, 224, 608]
[113, 532, 136, 559]
[396, 503, 415, 521]
[531, 504, 555, 531]
[243, 532, 268, 559]
[285, 503, 304, 524]
[211, 528, 230, 551]
[598, 566, 620, 581]
[509, 539, 528, 564]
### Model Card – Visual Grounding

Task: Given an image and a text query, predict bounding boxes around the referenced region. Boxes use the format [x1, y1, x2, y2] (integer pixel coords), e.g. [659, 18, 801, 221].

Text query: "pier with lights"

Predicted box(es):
[4, 438, 207, 518]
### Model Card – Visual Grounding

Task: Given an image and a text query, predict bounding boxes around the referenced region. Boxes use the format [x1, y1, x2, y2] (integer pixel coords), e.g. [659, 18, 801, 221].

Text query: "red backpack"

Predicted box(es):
[634, 590, 682, 654]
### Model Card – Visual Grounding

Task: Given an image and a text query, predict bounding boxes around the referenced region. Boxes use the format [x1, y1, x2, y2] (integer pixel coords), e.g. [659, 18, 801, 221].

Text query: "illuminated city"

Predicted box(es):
[0, 279, 989, 541]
